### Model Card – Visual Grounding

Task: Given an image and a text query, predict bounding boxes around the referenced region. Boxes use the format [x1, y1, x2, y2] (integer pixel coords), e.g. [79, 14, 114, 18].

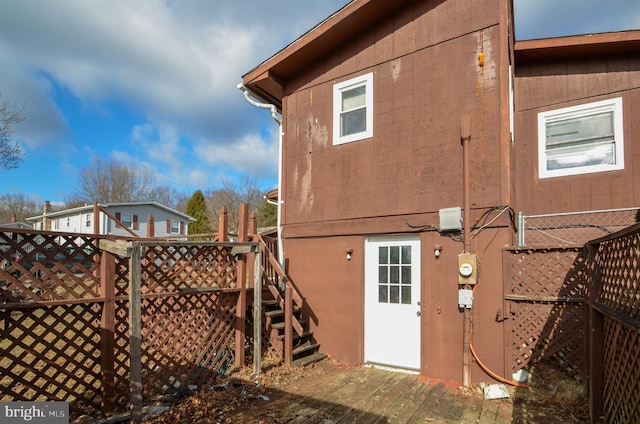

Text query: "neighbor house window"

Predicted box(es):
[121, 214, 133, 228]
[167, 220, 182, 234]
[85, 214, 91, 228]
[538, 97, 624, 178]
[333, 72, 373, 145]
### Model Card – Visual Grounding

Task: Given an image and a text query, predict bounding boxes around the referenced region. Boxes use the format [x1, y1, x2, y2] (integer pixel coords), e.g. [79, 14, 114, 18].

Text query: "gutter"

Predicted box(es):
[237, 83, 285, 267]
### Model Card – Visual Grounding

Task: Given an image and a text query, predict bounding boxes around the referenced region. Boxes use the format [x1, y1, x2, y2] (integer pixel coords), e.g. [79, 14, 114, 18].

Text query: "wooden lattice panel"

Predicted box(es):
[142, 244, 239, 293]
[602, 317, 640, 423]
[595, 232, 640, 319]
[504, 248, 588, 375]
[140, 292, 238, 396]
[0, 304, 102, 418]
[0, 231, 100, 304]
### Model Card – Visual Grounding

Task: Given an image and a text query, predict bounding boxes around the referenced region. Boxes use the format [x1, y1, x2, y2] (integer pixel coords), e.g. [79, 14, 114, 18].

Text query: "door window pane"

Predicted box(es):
[377, 244, 413, 304]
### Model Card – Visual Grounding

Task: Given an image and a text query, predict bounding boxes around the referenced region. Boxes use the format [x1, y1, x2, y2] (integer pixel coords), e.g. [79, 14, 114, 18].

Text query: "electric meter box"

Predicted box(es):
[458, 253, 478, 285]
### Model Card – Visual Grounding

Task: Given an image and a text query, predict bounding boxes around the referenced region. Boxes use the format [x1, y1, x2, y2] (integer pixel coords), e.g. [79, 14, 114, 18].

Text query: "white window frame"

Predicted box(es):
[121, 214, 133, 228]
[538, 97, 624, 179]
[170, 220, 180, 234]
[333, 72, 374, 145]
[84, 214, 91, 228]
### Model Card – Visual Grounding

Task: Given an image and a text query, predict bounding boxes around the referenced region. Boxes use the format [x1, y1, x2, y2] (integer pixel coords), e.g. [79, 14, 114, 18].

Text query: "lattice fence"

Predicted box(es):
[1, 230, 256, 420]
[518, 207, 639, 248]
[503, 247, 588, 375]
[587, 223, 640, 423]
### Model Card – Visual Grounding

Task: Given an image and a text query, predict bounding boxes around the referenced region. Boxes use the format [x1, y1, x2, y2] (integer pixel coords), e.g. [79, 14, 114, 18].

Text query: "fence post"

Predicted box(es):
[129, 242, 143, 424]
[248, 212, 257, 289]
[147, 214, 155, 238]
[99, 249, 116, 415]
[517, 212, 524, 247]
[235, 203, 248, 367]
[219, 206, 228, 242]
[253, 245, 262, 376]
[284, 285, 293, 364]
[587, 243, 604, 423]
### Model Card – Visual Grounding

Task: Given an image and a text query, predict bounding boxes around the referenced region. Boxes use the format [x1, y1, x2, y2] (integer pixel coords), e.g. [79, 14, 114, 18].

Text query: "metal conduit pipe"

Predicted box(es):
[237, 83, 285, 267]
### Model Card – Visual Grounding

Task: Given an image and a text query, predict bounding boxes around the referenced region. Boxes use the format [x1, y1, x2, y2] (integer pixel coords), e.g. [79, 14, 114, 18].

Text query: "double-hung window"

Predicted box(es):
[538, 97, 624, 178]
[121, 214, 133, 228]
[333, 72, 373, 145]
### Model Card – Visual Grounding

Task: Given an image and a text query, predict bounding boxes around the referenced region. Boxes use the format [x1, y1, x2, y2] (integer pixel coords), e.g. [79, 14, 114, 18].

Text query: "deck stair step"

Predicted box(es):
[293, 341, 320, 356]
[265, 309, 284, 318]
[292, 352, 327, 367]
[276, 330, 312, 341]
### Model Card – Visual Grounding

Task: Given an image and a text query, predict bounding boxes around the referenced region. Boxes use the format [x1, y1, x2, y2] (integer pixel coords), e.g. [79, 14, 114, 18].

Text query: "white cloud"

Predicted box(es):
[196, 131, 279, 178]
[0, 0, 351, 203]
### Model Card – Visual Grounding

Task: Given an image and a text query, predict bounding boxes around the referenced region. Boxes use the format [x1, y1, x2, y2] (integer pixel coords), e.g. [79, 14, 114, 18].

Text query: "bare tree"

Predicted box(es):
[207, 175, 266, 233]
[0, 95, 25, 170]
[147, 185, 189, 210]
[0, 193, 38, 223]
[75, 156, 156, 203]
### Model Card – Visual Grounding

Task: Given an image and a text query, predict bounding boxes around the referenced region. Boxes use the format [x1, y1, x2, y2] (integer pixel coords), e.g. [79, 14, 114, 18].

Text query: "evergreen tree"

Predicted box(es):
[185, 190, 212, 235]
[257, 199, 277, 229]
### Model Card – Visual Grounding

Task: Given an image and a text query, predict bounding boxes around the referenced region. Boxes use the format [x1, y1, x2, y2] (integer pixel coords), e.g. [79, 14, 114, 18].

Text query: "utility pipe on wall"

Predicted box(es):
[461, 114, 472, 388]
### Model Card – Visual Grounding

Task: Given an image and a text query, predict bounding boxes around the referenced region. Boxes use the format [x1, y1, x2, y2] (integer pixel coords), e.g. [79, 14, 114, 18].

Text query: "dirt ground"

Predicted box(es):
[84, 357, 588, 423]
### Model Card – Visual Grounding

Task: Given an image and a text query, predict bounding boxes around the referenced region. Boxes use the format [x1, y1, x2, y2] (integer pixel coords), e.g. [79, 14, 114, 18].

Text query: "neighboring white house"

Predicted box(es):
[26, 202, 195, 238]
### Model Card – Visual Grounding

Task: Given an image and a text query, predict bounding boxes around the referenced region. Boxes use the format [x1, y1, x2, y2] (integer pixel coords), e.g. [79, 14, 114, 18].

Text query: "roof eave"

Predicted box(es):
[514, 30, 640, 64]
[241, 0, 414, 106]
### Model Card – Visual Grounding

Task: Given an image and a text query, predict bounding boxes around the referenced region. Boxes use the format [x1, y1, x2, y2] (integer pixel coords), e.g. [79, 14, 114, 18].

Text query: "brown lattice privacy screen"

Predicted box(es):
[503, 247, 588, 375]
[0, 230, 254, 420]
[587, 224, 640, 423]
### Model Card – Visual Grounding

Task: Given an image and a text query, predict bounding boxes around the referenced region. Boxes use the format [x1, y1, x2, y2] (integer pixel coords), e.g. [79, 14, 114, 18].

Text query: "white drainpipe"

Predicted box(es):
[237, 83, 284, 267]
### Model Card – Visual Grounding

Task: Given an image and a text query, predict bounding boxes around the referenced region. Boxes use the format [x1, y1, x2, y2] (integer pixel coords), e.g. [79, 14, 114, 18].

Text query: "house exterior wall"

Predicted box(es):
[282, 0, 506, 230]
[103, 205, 188, 238]
[277, 0, 512, 383]
[513, 50, 640, 214]
[36, 204, 190, 238]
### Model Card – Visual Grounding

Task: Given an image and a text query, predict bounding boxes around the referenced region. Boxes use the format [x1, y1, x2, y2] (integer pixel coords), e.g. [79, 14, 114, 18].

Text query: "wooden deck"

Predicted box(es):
[232, 364, 513, 423]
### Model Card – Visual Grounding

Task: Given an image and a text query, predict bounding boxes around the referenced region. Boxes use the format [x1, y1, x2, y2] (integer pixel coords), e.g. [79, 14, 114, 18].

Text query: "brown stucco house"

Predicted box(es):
[239, 0, 640, 385]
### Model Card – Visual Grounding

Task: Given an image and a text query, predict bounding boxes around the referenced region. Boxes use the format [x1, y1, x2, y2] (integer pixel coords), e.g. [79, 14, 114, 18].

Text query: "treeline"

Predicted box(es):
[0, 157, 277, 233]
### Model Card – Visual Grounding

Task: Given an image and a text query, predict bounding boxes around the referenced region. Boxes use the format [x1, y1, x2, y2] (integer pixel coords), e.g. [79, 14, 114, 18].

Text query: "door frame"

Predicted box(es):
[363, 235, 422, 370]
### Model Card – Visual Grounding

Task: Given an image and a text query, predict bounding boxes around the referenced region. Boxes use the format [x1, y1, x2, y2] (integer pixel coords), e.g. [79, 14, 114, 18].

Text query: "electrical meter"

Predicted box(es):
[458, 253, 478, 285]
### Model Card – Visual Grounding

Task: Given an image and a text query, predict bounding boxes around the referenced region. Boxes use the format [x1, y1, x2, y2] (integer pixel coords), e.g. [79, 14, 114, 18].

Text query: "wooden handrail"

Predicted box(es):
[255, 234, 305, 337]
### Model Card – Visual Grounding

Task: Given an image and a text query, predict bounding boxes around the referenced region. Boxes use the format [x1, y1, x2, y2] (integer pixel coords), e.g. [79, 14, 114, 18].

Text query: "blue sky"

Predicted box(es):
[0, 0, 638, 206]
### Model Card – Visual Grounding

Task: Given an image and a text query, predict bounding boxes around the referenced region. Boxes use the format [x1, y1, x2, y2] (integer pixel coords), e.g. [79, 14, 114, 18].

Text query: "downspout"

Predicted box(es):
[237, 83, 285, 267]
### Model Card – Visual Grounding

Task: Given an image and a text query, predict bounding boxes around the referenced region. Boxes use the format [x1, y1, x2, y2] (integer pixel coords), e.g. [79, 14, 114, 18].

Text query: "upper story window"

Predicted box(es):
[333, 72, 373, 145]
[84, 214, 91, 228]
[538, 97, 624, 179]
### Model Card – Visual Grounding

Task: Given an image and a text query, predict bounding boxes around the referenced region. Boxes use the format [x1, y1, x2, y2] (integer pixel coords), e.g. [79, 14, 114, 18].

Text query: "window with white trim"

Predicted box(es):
[333, 72, 373, 145]
[121, 214, 133, 228]
[170, 220, 180, 234]
[538, 97, 624, 179]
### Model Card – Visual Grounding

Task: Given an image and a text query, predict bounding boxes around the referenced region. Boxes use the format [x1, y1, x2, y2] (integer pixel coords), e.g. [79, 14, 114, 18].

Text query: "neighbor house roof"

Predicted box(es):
[0, 221, 33, 230]
[241, 0, 413, 109]
[26, 201, 195, 222]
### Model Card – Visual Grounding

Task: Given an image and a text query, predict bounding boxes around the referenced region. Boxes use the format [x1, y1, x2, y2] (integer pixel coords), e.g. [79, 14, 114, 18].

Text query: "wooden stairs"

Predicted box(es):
[256, 234, 326, 366]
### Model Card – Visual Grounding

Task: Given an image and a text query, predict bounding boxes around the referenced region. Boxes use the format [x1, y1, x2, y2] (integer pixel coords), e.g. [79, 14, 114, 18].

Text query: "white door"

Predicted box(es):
[364, 236, 421, 370]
